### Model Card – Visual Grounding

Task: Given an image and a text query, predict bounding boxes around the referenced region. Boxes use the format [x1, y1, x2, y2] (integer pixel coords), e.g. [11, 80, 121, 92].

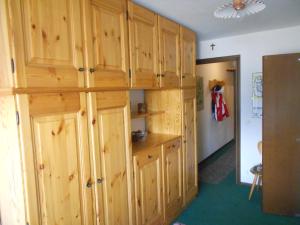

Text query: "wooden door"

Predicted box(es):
[87, 91, 133, 225]
[17, 93, 94, 225]
[181, 27, 196, 87]
[263, 53, 300, 216]
[162, 138, 183, 224]
[10, 0, 85, 88]
[182, 89, 198, 205]
[158, 16, 180, 88]
[85, 0, 129, 88]
[133, 147, 163, 225]
[128, 2, 159, 88]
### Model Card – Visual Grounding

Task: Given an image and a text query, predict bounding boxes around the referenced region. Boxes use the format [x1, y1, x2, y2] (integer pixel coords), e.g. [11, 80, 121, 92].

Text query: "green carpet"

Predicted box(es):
[175, 172, 300, 225]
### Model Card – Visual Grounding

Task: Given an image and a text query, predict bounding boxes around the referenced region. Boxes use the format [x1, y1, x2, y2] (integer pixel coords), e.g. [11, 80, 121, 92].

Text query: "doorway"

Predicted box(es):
[196, 55, 241, 184]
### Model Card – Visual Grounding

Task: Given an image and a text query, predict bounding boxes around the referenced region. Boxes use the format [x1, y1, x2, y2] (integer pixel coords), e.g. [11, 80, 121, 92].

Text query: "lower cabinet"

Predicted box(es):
[87, 91, 134, 225]
[133, 146, 164, 225]
[133, 137, 183, 225]
[162, 139, 183, 224]
[182, 89, 198, 204]
[17, 93, 95, 225]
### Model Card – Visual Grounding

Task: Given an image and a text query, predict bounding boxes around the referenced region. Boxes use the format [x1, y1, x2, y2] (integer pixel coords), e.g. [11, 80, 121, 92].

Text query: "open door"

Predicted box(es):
[263, 53, 300, 216]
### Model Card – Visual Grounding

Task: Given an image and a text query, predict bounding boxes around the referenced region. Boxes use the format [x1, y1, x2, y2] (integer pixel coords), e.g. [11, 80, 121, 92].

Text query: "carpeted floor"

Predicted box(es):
[174, 142, 300, 225]
[199, 141, 236, 184]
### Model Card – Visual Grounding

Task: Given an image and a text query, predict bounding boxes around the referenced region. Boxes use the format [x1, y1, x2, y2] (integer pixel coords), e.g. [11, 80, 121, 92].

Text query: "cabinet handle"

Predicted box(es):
[97, 178, 104, 184]
[157, 74, 160, 77]
[148, 155, 153, 159]
[161, 74, 165, 77]
[78, 67, 85, 72]
[184, 140, 187, 143]
[86, 179, 93, 188]
[182, 75, 186, 79]
[89, 68, 96, 73]
[172, 144, 176, 148]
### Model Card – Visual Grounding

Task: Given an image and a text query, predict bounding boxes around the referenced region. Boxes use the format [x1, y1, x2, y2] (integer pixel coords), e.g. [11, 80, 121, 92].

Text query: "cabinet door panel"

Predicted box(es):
[163, 139, 182, 223]
[128, 2, 158, 88]
[181, 27, 196, 87]
[182, 90, 198, 204]
[11, 0, 85, 87]
[158, 17, 180, 88]
[18, 93, 93, 225]
[88, 91, 132, 225]
[134, 147, 163, 225]
[98, 108, 130, 225]
[87, 0, 129, 87]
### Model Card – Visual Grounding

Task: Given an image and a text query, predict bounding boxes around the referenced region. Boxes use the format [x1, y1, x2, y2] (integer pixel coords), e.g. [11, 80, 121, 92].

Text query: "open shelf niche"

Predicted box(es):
[130, 89, 182, 153]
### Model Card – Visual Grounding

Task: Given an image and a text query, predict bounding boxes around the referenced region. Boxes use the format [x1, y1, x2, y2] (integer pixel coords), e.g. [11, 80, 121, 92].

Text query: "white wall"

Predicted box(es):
[197, 61, 235, 162]
[198, 25, 300, 183]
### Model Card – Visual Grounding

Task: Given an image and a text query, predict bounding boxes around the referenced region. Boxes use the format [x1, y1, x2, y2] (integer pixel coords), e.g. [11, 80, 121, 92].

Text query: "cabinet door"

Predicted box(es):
[133, 147, 163, 225]
[17, 93, 94, 225]
[163, 138, 182, 224]
[87, 91, 133, 225]
[182, 89, 198, 205]
[128, 2, 159, 88]
[10, 0, 85, 88]
[158, 17, 180, 88]
[181, 27, 196, 87]
[85, 0, 129, 88]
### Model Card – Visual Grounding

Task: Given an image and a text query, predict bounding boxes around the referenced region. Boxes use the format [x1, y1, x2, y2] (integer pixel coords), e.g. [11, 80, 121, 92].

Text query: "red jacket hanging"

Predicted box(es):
[211, 86, 229, 121]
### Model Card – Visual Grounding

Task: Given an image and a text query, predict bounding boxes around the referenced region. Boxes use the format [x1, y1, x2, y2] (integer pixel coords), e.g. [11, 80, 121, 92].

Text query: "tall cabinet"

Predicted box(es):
[0, 1, 198, 225]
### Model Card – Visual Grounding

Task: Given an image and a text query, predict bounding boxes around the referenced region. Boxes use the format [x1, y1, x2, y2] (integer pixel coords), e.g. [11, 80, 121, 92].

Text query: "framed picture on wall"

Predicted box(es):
[252, 72, 263, 118]
[196, 76, 204, 111]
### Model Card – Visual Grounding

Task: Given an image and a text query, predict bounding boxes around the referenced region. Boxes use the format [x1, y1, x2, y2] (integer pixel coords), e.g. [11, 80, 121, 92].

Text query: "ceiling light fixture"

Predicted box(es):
[214, 0, 266, 19]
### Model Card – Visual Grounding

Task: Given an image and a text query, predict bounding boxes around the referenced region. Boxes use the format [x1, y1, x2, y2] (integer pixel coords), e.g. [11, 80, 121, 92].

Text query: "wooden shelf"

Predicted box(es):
[131, 111, 165, 119]
[132, 133, 181, 154]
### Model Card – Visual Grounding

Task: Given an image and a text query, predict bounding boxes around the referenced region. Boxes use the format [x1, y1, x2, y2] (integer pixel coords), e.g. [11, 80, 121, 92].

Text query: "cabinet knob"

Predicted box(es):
[161, 74, 165, 77]
[182, 75, 186, 79]
[97, 178, 104, 184]
[86, 179, 93, 188]
[78, 67, 85, 72]
[89, 68, 96, 73]
[157, 74, 160, 77]
[148, 155, 153, 159]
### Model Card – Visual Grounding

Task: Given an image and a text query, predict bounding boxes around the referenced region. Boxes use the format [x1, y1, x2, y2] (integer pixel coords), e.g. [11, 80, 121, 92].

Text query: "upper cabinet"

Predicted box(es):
[85, 0, 130, 88]
[3, 0, 197, 90]
[180, 27, 196, 88]
[10, 0, 85, 88]
[128, 2, 159, 89]
[158, 17, 181, 88]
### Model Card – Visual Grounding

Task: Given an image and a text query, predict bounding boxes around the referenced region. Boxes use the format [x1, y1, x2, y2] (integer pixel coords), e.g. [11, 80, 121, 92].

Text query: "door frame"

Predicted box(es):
[196, 55, 241, 184]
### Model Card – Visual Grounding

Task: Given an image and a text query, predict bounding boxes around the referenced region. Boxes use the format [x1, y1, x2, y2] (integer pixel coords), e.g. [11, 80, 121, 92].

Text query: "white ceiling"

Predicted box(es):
[133, 0, 300, 40]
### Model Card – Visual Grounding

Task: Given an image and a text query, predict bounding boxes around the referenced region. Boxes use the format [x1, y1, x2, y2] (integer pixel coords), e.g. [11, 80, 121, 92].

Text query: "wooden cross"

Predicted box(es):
[210, 43, 216, 51]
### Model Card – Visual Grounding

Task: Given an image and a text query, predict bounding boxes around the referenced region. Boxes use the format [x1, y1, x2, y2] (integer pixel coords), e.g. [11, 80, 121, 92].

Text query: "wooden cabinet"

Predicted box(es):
[85, 0, 130, 88]
[181, 27, 196, 88]
[10, 0, 85, 88]
[182, 89, 198, 204]
[158, 17, 181, 88]
[128, 2, 159, 89]
[133, 147, 163, 225]
[87, 91, 133, 225]
[17, 93, 94, 225]
[162, 138, 183, 224]
[0, 1, 199, 225]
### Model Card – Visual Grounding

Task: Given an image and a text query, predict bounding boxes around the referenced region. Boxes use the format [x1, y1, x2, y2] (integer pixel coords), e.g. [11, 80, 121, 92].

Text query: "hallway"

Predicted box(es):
[175, 145, 300, 225]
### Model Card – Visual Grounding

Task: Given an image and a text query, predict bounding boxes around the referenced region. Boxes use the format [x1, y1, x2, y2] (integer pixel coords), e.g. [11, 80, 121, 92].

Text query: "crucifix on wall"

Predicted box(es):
[210, 43, 216, 50]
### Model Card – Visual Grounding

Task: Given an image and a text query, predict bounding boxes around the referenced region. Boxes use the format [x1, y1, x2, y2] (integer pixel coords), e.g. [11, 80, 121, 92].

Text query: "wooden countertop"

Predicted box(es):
[132, 133, 181, 154]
